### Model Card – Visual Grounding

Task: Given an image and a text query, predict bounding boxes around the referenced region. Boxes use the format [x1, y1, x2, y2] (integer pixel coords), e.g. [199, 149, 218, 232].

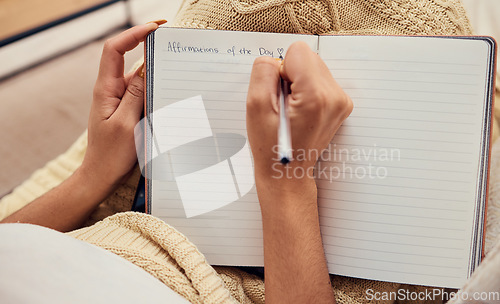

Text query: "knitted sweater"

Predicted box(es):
[172, 0, 473, 36]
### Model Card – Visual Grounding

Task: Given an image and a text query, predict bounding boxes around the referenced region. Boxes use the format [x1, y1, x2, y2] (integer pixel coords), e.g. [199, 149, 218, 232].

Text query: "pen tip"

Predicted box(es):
[280, 157, 290, 165]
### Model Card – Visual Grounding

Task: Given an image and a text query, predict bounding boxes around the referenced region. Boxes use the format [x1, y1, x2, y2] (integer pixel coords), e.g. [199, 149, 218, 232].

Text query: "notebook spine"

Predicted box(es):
[145, 30, 155, 214]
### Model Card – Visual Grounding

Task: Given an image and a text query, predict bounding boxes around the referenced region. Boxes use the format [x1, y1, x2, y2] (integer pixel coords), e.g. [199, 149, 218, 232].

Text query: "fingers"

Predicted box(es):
[98, 23, 158, 81]
[280, 41, 319, 84]
[280, 41, 337, 92]
[280, 42, 327, 113]
[246, 57, 281, 166]
[280, 41, 351, 116]
[124, 62, 144, 86]
[114, 65, 145, 124]
[93, 22, 160, 120]
[247, 56, 281, 115]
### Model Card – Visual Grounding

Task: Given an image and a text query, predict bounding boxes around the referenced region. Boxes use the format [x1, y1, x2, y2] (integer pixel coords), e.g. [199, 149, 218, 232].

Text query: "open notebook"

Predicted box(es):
[143, 27, 496, 288]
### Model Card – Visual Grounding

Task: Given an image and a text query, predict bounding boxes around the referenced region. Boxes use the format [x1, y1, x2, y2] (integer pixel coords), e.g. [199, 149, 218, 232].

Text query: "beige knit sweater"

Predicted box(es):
[1, 1, 500, 303]
[173, 0, 473, 36]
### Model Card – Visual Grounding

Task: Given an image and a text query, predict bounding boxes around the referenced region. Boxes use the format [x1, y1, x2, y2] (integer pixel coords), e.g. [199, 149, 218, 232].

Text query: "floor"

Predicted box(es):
[0, 0, 108, 41]
[0, 30, 142, 196]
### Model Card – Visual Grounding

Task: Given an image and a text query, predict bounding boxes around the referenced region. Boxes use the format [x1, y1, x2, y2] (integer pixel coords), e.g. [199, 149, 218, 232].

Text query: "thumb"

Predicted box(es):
[279, 41, 316, 85]
[114, 64, 145, 124]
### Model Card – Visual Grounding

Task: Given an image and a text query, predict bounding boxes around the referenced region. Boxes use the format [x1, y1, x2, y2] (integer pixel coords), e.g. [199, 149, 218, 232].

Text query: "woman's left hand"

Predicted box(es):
[80, 21, 164, 194]
[0, 22, 167, 231]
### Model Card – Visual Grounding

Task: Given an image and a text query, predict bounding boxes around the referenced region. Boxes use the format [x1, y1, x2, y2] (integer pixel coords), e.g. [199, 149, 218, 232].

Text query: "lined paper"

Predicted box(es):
[150, 28, 317, 266]
[317, 36, 490, 288]
[148, 28, 492, 288]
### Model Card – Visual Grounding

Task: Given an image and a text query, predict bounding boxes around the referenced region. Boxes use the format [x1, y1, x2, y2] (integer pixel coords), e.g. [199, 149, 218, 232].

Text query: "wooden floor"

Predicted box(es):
[0, 0, 108, 41]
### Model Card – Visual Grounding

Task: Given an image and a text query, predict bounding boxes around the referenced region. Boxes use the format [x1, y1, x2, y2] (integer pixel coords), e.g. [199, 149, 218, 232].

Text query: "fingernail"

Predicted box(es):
[138, 63, 145, 78]
[147, 19, 167, 26]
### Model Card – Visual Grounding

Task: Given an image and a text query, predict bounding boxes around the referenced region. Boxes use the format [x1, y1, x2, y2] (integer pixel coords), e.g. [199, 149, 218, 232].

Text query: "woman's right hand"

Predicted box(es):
[246, 41, 353, 188]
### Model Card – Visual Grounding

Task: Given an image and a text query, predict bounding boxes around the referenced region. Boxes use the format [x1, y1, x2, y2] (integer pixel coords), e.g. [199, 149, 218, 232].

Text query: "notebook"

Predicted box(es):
[142, 27, 496, 289]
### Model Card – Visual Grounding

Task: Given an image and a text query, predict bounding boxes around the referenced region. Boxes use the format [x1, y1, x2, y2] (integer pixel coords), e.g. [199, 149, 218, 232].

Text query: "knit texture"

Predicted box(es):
[173, 0, 473, 36]
[68, 212, 237, 304]
[69, 212, 405, 304]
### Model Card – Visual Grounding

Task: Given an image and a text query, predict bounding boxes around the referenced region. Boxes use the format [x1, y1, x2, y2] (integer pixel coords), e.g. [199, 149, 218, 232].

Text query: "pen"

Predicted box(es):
[278, 69, 292, 165]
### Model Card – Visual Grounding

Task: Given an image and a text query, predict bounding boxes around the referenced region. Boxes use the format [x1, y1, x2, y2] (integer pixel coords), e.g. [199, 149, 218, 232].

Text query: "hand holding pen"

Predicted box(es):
[278, 56, 292, 165]
[246, 41, 353, 182]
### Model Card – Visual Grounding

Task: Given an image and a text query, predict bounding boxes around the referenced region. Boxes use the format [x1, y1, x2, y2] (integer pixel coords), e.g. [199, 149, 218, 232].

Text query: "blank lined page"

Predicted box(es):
[317, 36, 491, 288]
[149, 28, 317, 266]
